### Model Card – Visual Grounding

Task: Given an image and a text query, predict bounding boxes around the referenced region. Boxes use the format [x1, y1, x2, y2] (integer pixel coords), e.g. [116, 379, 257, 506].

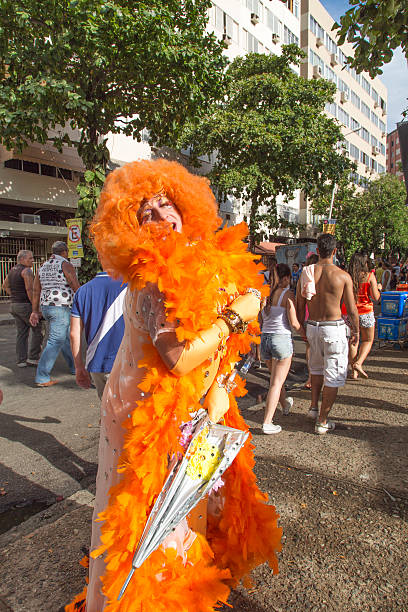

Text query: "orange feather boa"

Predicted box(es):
[66, 220, 281, 612]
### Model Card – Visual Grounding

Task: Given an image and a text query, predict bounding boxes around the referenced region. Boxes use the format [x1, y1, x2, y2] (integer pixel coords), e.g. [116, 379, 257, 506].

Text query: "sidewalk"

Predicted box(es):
[0, 329, 407, 610]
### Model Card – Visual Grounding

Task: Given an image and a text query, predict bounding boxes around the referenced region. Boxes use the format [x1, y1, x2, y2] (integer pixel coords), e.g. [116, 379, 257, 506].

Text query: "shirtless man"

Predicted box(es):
[297, 233, 359, 434]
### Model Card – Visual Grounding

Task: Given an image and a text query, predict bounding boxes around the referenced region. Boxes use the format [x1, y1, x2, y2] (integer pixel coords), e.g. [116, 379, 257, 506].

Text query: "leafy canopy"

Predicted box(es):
[0, 0, 227, 161]
[312, 173, 408, 259]
[0, 0, 227, 280]
[334, 0, 408, 77]
[180, 46, 350, 241]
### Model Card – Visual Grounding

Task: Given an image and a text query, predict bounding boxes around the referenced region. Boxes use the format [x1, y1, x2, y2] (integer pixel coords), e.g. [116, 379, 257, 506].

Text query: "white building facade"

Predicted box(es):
[300, 0, 388, 232]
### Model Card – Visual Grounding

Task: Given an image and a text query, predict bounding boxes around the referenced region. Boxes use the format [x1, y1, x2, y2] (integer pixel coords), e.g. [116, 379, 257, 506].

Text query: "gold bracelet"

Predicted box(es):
[218, 308, 248, 334]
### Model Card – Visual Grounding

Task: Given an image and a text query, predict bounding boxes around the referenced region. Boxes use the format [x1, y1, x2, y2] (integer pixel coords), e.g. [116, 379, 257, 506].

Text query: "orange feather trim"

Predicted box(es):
[67, 161, 281, 611]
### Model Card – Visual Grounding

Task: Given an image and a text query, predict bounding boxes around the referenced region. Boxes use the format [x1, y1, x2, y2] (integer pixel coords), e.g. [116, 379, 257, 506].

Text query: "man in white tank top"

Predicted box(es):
[30, 241, 80, 387]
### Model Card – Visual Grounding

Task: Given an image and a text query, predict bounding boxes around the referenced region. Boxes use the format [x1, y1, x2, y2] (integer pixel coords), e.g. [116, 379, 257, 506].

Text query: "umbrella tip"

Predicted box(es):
[117, 567, 135, 601]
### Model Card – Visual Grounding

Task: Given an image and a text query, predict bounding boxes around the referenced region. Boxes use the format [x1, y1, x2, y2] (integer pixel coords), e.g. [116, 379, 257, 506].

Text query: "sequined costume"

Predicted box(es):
[66, 160, 282, 612]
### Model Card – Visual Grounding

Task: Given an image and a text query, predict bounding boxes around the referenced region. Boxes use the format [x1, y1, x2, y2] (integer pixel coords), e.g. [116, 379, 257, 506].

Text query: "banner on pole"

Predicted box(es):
[66, 218, 84, 258]
[322, 219, 336, 235]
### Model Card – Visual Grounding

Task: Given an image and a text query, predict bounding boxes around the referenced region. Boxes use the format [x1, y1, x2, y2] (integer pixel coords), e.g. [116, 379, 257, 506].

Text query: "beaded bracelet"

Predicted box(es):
[245, 287, 261, 301]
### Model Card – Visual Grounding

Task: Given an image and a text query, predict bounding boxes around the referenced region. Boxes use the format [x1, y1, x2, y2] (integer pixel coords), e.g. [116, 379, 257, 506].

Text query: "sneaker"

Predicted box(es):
[17, 361, 27, 368]
[26, 359, 39, 366]
[308, 407, 319, 420]
[315, 420, 335, 435]
[282, 397, 293, 416]
[262, 423, 282, 434]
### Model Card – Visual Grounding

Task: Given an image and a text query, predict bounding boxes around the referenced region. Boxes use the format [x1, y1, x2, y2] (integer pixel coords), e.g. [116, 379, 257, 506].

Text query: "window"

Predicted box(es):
[246, 0, 259, 12]
[380, 143, 385, 155]
[350, 117, 360, 131]
[325, 102, 337, 117]
[325, 33, 337, 55]
[294, 0, 300, 18]
[57, 167, 73, 180]
[41, 164, 57, 177]
[246, 31, 259, 52]
[309, 49, 324, 72]
[379, 119, 386, 133]
[351, 90, 360, 109]
[214, 6, 224, 31]
[23, 161, 39, 174]
[310, 15, 324, 40]
[338, 79, 350, 97]
[350, 143, 359, 160]
[371, 88, 379, 104]
[371, 135, 378, 147]
[351, 67, 361, 84]
[360, 151, 369, 165]
[338, 106, 350, 128]
[284, 25, 299, 45]
[361, 127, 370, 143]
[371, 158, 378, 172]
[325, 65, 337, 85]
[378, 164, 385, 174]
[225, 15, 239, 43]
[4, 158, 22, 170]
[371, 111, 378, 128]
[266, 8, 282, 37]
[361, 76, 371, 95]
[338, 49, 348, 67]
[380, 97, 387, 113]
[361, 101, 371, 120]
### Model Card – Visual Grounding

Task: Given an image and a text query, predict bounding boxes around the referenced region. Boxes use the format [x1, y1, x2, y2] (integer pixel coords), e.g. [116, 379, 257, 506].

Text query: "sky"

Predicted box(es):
[320, 0, 408, 133]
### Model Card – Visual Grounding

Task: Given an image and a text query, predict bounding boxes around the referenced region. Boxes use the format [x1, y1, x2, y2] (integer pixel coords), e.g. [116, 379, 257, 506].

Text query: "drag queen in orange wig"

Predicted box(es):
[66, 159, 281, 612]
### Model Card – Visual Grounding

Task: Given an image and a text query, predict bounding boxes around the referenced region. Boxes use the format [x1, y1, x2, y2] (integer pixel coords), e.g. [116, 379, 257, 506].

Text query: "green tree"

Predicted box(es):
[180, 46, 351, 243]
[334, 0, 408, 78]
[0, 0, 227, 279]
[312, 173, 408, 259]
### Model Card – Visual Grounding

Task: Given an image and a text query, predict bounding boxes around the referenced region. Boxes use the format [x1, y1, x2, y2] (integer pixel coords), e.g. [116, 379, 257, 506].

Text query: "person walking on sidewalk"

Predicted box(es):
[3, 250, 44, 367]
[30, 241, 80, 387]
[343, 253, 381, 379]
[260, 263, 306, 434]
[70, 271, 127, 399]
[297, 234, 359, 435]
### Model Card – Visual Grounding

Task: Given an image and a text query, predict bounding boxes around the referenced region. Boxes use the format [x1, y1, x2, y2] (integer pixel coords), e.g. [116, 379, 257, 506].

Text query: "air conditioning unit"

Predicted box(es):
[271, 33, 280, 44]
[372, 145, 380, 156]
[19, 213, 41, 224]
[251, 12, 259, 25]
[374, 101, 380, 109]
[330, 53, 338, 66]
[382, 131, 386, 138]
[316, 36, 323, 47]
[313, 65, 323, 78]
[340, 91, 349, 103]
[382, 107, 387, 116]
[222, 33, 232, 46]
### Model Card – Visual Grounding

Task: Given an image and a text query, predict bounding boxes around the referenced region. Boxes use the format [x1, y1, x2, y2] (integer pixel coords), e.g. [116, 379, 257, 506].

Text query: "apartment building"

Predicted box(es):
[387, 128, 404, 181]
[207, 0, 302, 234]
[300, 0, 388, 232]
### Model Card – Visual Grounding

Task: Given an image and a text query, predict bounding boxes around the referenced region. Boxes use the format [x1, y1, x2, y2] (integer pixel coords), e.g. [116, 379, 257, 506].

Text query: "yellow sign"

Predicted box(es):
[322, 219, 336, 235]
[66, 218, 84, 258]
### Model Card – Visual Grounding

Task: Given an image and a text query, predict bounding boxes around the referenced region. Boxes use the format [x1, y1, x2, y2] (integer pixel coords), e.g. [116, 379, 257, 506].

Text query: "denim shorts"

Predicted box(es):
[260, 333, 293, 361]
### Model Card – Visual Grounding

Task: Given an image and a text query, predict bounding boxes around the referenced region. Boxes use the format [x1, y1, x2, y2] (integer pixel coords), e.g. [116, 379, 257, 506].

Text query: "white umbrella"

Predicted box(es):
[118, 410, 249, 600]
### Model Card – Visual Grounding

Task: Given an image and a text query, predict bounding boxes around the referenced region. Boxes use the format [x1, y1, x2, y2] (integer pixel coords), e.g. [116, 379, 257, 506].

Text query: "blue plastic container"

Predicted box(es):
[380, 291, 408, 318]
[377, 317, 408, 341]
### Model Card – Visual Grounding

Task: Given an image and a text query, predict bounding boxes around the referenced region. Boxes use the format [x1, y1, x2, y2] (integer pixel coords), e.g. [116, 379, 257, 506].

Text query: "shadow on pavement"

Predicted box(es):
[0, 412, 97, 489]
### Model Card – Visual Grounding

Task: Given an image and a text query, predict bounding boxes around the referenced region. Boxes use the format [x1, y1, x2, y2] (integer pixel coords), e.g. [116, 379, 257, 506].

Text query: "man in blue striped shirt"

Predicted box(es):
[70, 272, 127, 399]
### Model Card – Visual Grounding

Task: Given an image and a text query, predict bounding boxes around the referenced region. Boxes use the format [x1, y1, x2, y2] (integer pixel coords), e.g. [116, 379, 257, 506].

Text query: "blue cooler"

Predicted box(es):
[380, 292, 408, 318]
[377, 317, 408, 340]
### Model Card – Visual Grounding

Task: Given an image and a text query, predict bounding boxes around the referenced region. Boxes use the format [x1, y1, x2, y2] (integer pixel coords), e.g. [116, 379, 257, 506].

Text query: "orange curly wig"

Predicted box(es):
[91, 159, 222, 277]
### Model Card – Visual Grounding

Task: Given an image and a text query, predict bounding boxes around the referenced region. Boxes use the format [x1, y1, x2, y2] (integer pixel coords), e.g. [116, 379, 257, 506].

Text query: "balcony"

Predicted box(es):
[0, 220, 68, 239]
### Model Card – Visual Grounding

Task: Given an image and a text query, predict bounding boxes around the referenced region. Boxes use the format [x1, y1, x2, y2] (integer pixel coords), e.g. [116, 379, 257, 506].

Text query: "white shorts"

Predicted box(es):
[306, 321, 349, 387]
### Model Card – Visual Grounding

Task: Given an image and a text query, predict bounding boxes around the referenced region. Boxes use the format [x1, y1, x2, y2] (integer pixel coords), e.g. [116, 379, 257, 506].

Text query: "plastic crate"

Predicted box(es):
[377, 317, 408, 341]
[380, 291, 408, 318]
[397, 284, 408, 291]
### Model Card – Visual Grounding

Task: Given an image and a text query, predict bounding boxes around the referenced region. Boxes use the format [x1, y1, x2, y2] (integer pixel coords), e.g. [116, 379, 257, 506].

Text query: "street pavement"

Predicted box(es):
[0, 321, 407, 610]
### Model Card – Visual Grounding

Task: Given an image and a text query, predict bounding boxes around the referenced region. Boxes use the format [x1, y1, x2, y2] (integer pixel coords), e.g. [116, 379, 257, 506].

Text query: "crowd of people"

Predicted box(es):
[2, 160, 407, 610]
[258, 236, 407, 435]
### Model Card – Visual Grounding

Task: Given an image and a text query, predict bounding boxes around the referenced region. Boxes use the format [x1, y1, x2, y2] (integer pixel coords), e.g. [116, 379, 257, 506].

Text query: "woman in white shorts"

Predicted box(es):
[260, 263, 306, 434]
[342, 253, 381, 379]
